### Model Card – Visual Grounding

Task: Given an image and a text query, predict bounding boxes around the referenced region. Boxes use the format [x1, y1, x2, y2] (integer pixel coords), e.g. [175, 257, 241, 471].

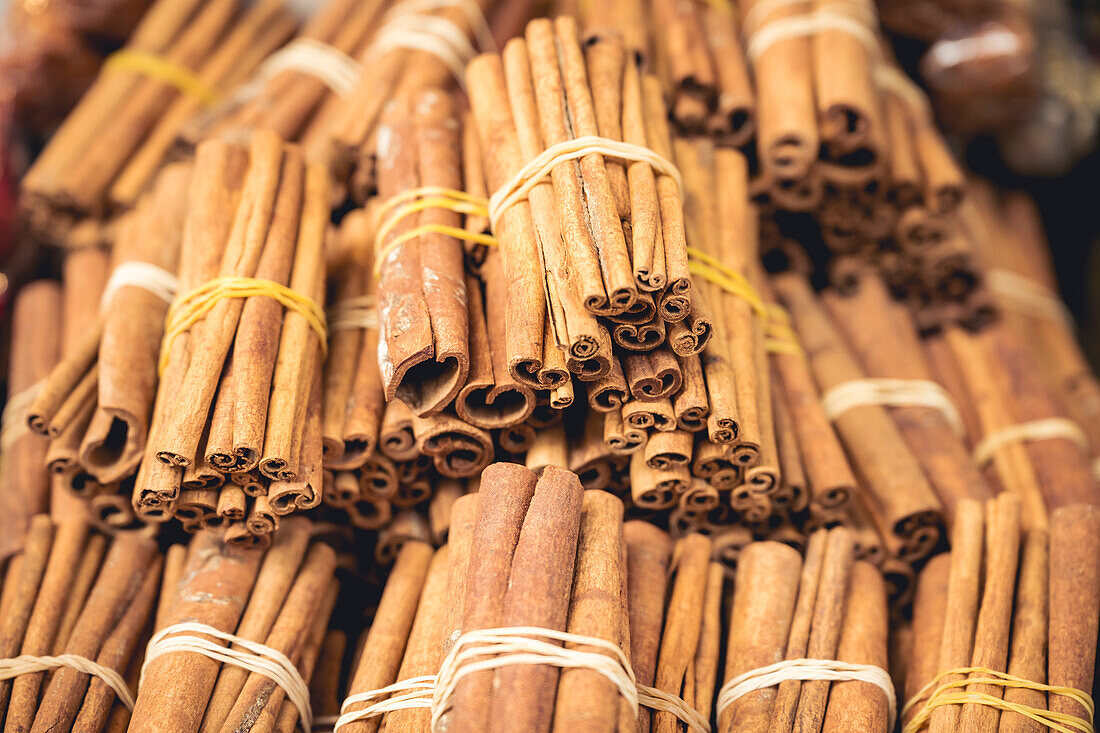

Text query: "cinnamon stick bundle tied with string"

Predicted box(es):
[126, 131, 331, 544]
[0, 517, 160, 733]
[21, 0, 296, 239]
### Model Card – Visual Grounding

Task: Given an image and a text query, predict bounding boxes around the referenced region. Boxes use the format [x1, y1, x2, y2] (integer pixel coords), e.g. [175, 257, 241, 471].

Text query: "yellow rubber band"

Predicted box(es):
[902, 667, 1095, 733]
[159, 277, 327, 375]
[763, 304, 803, 355]
[104, 49, 220, 107]
[374, 186, 497, 275]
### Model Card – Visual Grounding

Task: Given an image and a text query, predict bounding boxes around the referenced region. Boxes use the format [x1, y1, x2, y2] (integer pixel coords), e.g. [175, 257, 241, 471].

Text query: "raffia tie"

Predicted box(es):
[159, 276, 327, 376]
[901, 667, 1095, 733]
[249, 38, 362, 97]
[142, 622, 312, 733]
[364, 0, 496, 86]
[487, 135, 683, 230]
[987, 269, 1076, 330]
[742, 0, 879, 63]
[327, 295, 378, 332]
[100, 261, 180, 310]
[821, 378, 966, 437]
[333, 626, 711, 733]
[374, 186, 497, 275]
[717, 658, 897, 730]
[972, 418, 1089, 466]
[104, 49, 219, 106]
[0, 380, 44, 452]
[1, 653, 135, 709]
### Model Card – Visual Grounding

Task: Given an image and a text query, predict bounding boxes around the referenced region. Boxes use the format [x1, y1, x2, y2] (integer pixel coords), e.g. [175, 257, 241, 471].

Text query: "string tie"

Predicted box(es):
[142, 622, 312, 733]
[821, 378, 965, 437]
[0, 653, 135, 709]
[973, 418, 1089, 466]
[717, 658, 896, 730]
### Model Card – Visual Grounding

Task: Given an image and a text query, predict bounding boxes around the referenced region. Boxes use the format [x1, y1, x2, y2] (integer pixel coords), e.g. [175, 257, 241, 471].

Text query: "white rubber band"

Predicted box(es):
[986, 269, 1076, 330]
[973, 418, 1089, 466]
[1, 380, 44, 452]
[487, 136, 683, 230]
[327, 295, 378, 332]
[100, 261, 179, 310]
[332, 626, 710, 733]
[821, 378, 965, 438]
[0, 653, 135, 709]
[142, 622, 312, 733]
[716, 658, 896, 729]
[252, 39, 362, 97]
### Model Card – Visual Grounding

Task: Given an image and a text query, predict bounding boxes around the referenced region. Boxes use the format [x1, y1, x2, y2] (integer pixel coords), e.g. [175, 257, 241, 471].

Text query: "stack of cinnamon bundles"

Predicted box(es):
[0, 516, 161, 733]
[21, 0, 297, 242]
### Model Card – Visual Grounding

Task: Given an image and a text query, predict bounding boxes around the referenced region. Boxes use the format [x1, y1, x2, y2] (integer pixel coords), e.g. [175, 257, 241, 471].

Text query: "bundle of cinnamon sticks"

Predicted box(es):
[718, 527, 892, 732]
[327, 462, 722, 732]
[21, 0, 297, 242]
[126, 518, 340, 733]
[0, 516, 160, 733]
[901, 497, 1099, 733]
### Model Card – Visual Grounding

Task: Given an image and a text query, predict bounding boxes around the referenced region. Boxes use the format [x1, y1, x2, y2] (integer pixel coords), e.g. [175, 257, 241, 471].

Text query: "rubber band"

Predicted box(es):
[374, 187, 498, 275]
[332, 626, 710, 733]
[973, 418, 1089, 466]
[987, 269, 1076, 330]
[328, 295, 378, 332]
[746, 10, 880, 62]
[159, 277, 327, 375]
[487, 135, 683, 230]
[1, 380, 43, 452]
[250, 39, 362, 97]
[716, 658, 896, 730]
[104, 49, 219, 106]
[142, 622, 312, 733]
[901, 666, 1094, 733]
[100, 261, 180, 310]
[1, 653, 135, 710]
[821, 378, 965, 437]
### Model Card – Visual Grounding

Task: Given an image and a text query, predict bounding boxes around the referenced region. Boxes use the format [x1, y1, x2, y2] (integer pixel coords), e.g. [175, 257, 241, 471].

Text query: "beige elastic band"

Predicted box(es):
[987, 269, 1076, 330]
[1, 380, 44, 452]
[1, 653, 135, 709]
[327, 295, 378, 332]
[717, 658, 896, 729]
[333, 626, 710, 733]
[252, 38, 362, 97]
[100, 261, 180, 310]
[973, 418, 1089, 466]
[821, 378, 965, 437]
[142, 622, 312, 733]
[488, 135, 683, 230]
